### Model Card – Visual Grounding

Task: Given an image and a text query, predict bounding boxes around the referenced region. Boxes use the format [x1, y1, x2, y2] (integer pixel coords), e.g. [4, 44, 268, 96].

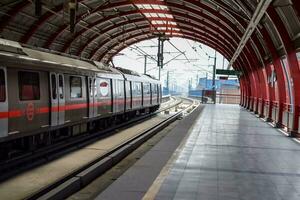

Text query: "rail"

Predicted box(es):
[162, 95, 171, 103]
[0, 97, 196, 199]
[0, 97, 182, 181]
[32, 97, 198, 200]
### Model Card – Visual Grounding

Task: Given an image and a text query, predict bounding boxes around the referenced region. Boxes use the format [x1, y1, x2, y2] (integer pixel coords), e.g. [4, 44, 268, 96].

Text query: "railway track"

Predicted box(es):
[0, 97, 198, 200]
[0, 97, 180, 180]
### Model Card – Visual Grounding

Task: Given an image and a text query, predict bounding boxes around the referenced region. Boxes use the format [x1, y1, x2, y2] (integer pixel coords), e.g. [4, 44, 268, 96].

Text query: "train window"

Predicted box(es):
[19, 71, 40, 101]
[70, 76, 82, 98]
[152, 84, 157, 94]
[59, 75, 64, 99]
[133, 82, 137, 96]
[143, 83, 150, 95]
[51, 74, 57, 100]
[118, 80, 124, 97]
[125, 81, 131, 97]
[0, 69, 5, 102]
[134, 82, 141, 95]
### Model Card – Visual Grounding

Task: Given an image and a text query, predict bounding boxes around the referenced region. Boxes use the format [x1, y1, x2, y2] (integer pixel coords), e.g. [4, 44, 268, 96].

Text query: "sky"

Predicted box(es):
[113, 37, 230, 92]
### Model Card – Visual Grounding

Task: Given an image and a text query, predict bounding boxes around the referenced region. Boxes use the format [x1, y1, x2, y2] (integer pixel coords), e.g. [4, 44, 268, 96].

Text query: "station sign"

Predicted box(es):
[216, 69, 241, 76]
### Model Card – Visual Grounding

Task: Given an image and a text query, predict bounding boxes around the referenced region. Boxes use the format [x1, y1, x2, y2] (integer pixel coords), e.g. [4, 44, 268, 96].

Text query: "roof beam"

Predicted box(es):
[227, 0, 273, 69]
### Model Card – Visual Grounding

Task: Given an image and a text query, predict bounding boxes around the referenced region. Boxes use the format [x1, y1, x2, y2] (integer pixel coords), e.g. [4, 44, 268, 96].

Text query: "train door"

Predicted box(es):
[88, 76, 97, 118]
[50, 73, 65, 126]
[125, 81, 131, 110]
[58, 74, 65, 125]
[0, 67, 8, 137]
[150, 84, 152, 105]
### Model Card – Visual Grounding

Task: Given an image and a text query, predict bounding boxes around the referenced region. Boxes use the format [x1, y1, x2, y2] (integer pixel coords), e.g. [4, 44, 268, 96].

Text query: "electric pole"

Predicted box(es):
[157, 35, 169, 80]
[208, 50, 217, 104]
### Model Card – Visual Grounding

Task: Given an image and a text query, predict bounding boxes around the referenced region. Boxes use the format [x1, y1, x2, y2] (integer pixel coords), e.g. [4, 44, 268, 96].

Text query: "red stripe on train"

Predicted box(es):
[0, 110, 22, 119]
[0, 98, 149, 119]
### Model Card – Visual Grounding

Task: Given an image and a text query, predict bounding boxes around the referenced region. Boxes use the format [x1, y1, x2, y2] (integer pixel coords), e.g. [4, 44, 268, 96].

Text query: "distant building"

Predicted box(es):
[196, 78, 239, 91]
[189, 77, 240, 104]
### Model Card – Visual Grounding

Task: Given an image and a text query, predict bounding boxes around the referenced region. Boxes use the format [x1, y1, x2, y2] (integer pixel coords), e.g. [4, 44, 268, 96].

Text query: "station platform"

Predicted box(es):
[94, 104, 300, 200]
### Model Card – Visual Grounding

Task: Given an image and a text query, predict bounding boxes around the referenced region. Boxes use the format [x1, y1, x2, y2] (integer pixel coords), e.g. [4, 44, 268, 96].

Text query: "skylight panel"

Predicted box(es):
[165, 14, 173, 18]
[136, 4, 169, 11]
[151, 20, 165, 25]
[166, 32, 183, 36]
[157, 13, 165, 18]
[144, 4, 152, 9]
[158, 5, 169, 10]
[150, 13, 158, 18]
[134, 2, 182, 37]
[152, 5, 160, 10]
[144, 13, 152, 18]
[157, 27, 167, 30]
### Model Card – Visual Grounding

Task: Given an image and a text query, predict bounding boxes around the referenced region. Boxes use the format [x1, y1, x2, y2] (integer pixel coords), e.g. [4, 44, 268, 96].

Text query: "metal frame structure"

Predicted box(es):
[1, 0, 300, 136]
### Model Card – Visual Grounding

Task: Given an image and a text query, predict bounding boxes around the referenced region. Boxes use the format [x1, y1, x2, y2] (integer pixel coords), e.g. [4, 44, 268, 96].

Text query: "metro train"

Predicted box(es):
[0, 39, 161, 159]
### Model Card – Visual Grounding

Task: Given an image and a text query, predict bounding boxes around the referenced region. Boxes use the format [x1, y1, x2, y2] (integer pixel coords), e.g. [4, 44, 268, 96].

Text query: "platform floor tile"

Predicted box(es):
[155, 104, 300, 200]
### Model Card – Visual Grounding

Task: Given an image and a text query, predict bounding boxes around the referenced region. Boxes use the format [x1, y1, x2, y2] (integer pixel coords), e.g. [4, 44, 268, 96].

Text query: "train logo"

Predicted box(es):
[99, 81, 109, 97]
[26, 103, 35, 121]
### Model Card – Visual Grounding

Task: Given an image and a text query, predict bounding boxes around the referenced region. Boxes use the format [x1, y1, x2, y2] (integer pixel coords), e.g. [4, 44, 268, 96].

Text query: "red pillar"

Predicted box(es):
[268, 7, 300, 136]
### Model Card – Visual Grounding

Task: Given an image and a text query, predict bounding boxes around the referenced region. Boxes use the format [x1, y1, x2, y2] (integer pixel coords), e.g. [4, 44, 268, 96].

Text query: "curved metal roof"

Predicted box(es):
[1, 0, 300, 74]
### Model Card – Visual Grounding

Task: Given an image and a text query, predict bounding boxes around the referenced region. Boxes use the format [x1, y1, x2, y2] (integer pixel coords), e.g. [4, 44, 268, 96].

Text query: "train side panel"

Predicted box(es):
[7, 68, 50, 134]
[112, 79, 125, 114]
[142, 82, 151, 107]
[96, 77, 112, 116]
[0, 67, 8, 137]
[151, 83, 159, 106]
[125, 80, 131, 111]
[132, 81, 142, 110]
[64, 75, 88, 123]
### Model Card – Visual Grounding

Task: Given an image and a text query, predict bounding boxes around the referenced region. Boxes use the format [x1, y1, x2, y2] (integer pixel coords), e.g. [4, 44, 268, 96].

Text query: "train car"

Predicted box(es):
[94, 62, 125, 117]
[141, 74, 161, 111]
[141, 75, 152, 108]
[116, 68, 161, 113]
[116, 68, 144, 112]
[0, 39, 161, 159]
[0, 40, 100, 142]
[144, 74, 161, 109]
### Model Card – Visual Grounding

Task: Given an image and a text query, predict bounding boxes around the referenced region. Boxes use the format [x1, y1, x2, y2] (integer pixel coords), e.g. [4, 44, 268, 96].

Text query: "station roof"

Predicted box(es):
[1, 0, 300, 73]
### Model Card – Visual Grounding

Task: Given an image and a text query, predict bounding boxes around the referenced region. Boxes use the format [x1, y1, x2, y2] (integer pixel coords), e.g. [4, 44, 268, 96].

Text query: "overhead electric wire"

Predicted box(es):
[127, 45, 157, 62]
[186, 40, 210, 60]
[167, 40, 191, 63]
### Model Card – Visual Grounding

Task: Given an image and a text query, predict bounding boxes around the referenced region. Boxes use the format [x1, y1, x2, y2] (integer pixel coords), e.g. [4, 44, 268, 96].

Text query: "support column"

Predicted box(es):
[212, 51, 217, 104]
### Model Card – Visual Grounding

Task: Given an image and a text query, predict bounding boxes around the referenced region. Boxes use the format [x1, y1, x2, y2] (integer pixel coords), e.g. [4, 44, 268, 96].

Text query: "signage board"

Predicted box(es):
[216, 69, 241, 76]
